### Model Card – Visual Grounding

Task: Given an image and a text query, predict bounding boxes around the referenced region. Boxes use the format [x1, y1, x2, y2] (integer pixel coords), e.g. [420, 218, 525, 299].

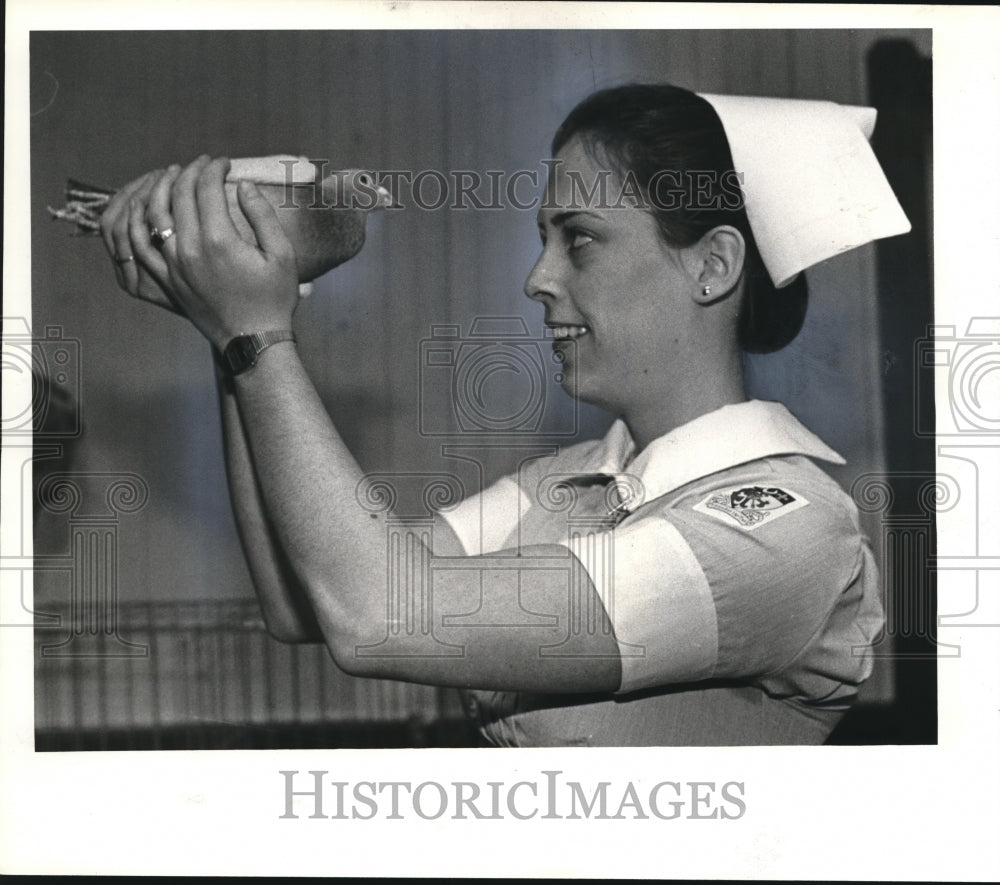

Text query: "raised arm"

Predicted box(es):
[121, 155, 623, 693]
[214, 357, 325, 641]
[100, 167, 322, 642]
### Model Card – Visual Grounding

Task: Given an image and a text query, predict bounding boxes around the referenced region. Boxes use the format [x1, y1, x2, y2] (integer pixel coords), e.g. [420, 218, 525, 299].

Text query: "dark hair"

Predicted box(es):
[552, 83, 807, 354]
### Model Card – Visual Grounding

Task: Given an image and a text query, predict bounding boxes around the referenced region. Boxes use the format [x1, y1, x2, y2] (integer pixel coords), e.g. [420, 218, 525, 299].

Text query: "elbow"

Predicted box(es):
[261, 608, 325, 644]
[254, 579, 329, 644]
[325, 629, 376, 679]
[264, 620, 321, 644]
[292, 573, 382, 675]
[317, 616, 385, 680]
[263, 600, 367, 668]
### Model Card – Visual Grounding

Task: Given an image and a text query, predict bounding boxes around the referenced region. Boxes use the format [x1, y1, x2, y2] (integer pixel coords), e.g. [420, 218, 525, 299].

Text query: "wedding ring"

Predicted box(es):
[115, 254, 135, 264]
[158, 227, 175, 242]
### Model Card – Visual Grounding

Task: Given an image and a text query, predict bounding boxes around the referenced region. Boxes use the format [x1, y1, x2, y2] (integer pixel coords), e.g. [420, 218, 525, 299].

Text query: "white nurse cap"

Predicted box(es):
[699, 93, 912, 288]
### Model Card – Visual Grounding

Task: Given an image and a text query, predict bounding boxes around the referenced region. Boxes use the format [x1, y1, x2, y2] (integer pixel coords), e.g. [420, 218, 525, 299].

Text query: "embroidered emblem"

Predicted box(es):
[694, 485, 810, 530]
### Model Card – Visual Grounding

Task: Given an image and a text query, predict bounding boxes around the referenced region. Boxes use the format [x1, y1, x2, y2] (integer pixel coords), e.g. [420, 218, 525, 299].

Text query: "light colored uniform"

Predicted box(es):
[441, 399, 884, 746]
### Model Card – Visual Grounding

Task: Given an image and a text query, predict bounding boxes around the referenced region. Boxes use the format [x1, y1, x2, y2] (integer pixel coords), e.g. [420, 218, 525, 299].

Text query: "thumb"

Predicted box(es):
[236, 180, 294, 259]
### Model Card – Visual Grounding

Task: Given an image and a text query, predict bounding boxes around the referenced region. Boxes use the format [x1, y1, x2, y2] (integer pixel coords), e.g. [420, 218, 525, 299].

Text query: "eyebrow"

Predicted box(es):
[537, 209, 604, 228]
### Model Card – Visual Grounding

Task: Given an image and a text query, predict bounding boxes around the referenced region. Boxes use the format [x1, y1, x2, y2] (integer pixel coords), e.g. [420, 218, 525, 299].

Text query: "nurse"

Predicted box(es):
[100, 83, 903, 745]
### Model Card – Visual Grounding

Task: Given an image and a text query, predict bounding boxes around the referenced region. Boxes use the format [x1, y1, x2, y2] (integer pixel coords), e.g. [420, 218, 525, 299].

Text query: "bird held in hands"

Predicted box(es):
[223, 155, 393, 284]
[49, 154, 394, 288]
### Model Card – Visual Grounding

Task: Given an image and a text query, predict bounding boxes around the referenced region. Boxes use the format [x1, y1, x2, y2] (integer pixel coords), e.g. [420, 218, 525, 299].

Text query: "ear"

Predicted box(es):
[687, 226, 746, 305]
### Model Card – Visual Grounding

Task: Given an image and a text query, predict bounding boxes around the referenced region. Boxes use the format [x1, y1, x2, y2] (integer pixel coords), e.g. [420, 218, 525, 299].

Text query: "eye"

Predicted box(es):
[567, 228, 594, 250]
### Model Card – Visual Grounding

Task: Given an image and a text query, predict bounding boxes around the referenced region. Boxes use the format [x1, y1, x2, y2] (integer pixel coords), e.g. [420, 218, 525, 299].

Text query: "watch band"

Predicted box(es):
[222, 330, 297, 375]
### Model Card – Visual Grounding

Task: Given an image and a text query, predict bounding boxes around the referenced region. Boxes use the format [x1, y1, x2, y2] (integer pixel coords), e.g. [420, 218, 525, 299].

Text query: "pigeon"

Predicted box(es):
[223, 155, 393, 284]
[48, 154, 394, 290]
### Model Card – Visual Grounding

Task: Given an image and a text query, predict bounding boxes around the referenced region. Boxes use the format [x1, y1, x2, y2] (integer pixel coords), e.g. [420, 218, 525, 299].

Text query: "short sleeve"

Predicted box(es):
[562, 464, 882, 700]
[437, 441, 599, 555]
[563, 515, 720, 691]
[667, 482, 872, 688]
[439, 476, 526, 556]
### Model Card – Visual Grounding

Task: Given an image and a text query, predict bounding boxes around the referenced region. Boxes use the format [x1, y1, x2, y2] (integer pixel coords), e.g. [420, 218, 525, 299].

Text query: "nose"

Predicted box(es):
[524, 248, 561, 303]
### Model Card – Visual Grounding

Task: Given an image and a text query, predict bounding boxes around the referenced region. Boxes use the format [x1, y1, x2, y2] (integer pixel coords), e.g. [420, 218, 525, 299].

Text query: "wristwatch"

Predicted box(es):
[221, 330, 297, 375]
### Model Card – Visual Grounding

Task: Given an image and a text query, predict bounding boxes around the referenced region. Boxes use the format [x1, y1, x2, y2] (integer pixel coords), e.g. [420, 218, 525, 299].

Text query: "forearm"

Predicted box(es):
[230, 341, 390, 666]
[215, 352, 324, 642]
[227, 345, 620, 691]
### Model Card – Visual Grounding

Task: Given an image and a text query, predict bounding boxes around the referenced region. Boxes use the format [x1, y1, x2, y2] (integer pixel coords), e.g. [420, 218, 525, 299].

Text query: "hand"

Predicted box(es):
[129, 155, 300, 351]
[99, 168, 182, 313]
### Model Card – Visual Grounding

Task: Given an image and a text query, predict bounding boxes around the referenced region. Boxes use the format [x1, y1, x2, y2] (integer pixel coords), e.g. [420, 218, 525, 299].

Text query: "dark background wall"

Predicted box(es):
[26, 29, 932, 744]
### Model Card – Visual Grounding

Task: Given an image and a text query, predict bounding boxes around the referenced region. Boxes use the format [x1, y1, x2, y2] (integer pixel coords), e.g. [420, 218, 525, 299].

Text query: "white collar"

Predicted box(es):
[580, 399, 844, 511]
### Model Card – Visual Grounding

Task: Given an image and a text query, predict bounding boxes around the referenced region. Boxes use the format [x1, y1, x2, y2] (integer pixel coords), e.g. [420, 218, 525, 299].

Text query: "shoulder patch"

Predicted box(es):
[693, 485, 810, 531]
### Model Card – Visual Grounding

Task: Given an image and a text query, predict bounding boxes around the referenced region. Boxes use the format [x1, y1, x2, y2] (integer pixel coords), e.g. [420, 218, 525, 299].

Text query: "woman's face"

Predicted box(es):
[525, 136, 695, 413]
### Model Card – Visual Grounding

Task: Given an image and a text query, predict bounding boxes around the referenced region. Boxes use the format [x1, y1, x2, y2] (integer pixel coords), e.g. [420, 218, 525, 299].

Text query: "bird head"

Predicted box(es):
[224, 155, 395, 284]
[318, 169, 394, 211]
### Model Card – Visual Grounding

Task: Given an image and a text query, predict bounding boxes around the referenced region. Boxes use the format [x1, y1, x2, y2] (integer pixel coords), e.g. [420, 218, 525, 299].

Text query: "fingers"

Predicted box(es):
[101, 170, 158, 290]
[170, 154, 212, 254]
[100, 170, 155, 256]
[196, 157, 241, 242]
[128, 198, 173, 300]
[145, 164, 183, 257]
[111, 172, 163, 293]
[236, 179, 294, 260]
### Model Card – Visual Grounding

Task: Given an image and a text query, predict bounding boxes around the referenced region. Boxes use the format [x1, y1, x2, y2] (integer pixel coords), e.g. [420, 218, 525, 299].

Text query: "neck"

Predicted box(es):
[622, 350, 747, 452]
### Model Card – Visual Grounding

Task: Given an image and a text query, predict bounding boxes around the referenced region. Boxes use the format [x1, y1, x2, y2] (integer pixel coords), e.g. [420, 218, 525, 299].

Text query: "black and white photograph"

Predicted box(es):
[2, 2, 998, 879]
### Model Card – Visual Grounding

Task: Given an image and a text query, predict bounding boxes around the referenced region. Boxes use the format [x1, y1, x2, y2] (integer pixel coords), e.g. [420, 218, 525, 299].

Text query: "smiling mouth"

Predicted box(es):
[547, 324, 590, 341]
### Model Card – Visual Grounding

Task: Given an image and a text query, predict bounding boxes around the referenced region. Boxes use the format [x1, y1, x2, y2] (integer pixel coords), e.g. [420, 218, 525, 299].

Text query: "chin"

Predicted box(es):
[556, 368, 582, 400]
[559, 373, 618, 413]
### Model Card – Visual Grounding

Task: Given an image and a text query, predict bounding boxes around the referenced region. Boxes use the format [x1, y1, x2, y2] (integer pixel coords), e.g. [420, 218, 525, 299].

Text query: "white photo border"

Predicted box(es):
[3, 2, 999, 879]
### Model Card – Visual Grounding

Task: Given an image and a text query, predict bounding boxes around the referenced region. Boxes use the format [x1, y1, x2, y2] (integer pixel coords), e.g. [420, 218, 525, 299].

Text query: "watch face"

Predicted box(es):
[224, 336, 258, 373]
